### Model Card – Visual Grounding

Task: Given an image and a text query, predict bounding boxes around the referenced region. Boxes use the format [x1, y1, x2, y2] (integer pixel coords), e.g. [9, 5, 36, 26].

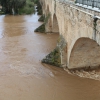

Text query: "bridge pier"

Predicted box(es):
[39, 0, 100, 69]
[45, 15, 52, 33]
[57, 35, 68, 67]
[52, 14, 59, 33]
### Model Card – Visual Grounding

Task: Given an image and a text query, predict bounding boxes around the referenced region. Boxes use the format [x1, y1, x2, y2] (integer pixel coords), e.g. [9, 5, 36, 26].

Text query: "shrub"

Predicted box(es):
[19, 0, 35, 15]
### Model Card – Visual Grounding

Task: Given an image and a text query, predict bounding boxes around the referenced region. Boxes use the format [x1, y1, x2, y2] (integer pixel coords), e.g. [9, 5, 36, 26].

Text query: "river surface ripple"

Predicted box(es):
[0, 14, 100, 100]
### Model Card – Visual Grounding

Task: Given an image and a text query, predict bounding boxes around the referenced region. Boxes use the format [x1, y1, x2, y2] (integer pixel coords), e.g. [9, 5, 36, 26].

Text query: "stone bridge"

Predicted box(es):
[38, 0, 100, 69]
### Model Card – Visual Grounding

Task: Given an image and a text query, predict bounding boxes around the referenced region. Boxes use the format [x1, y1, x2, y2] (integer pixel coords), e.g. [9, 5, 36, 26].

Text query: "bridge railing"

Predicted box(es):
[75, 0, 100, 9]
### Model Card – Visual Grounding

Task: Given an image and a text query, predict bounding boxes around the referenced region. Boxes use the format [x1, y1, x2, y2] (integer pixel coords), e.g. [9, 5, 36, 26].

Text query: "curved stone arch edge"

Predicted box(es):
[68, 36, 100, 69]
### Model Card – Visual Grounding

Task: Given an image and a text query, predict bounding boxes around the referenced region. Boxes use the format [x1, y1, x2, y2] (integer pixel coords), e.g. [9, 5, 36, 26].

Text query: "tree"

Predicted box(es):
[0, 0, 26, 14]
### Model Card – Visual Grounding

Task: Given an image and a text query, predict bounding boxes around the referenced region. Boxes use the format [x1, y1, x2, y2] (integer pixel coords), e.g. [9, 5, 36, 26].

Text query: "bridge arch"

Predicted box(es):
[69, 37, 100, 69]
[52, 14, 59, 33]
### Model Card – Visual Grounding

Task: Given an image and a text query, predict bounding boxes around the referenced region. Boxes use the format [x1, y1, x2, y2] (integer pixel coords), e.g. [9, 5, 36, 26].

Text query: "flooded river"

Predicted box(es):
[0, 13, 100, 100]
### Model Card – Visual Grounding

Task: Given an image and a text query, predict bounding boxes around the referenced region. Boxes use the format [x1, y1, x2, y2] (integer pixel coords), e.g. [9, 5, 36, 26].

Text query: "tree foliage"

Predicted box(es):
[0, 0, 26, 14]
[19, 0, 34, 14]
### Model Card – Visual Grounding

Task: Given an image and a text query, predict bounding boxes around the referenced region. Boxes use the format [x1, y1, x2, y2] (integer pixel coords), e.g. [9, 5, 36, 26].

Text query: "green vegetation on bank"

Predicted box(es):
[0, 11, 4, 15]
[0, 0, 26, 14]
[19, 0, 35, 14]
[0, 0, 39, 15]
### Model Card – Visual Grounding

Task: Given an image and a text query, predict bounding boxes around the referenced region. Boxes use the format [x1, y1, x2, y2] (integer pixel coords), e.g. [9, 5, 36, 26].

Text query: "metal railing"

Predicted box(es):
[75, 0, 100, 9]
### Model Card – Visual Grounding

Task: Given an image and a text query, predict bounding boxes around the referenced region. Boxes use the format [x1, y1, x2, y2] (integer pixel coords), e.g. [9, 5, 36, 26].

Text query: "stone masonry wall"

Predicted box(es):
[40, 0, 100, 69]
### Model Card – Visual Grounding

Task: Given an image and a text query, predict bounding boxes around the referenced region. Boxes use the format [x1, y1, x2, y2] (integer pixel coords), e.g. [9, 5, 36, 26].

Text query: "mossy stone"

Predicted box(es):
[34, 24, 45, 33]
[38, 15, 45, 22]
[42, 48, 61, 67]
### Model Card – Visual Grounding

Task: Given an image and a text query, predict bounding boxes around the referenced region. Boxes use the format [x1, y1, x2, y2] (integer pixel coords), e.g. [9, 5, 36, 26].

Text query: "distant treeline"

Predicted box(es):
[0, 0, 39, 15]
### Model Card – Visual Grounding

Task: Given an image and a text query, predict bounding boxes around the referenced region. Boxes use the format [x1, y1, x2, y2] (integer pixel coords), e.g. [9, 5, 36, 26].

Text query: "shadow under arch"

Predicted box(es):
[52, 14, 59, 33]
[69, 37, 100, 69]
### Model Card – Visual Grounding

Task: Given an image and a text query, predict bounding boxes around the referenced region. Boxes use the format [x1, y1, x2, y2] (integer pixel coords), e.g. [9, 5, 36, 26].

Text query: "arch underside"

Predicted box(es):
[69, 38, 100, 69]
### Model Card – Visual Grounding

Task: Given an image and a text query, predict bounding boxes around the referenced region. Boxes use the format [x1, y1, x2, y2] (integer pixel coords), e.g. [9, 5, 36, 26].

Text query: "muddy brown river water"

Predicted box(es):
[0, 13, 100, 100]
